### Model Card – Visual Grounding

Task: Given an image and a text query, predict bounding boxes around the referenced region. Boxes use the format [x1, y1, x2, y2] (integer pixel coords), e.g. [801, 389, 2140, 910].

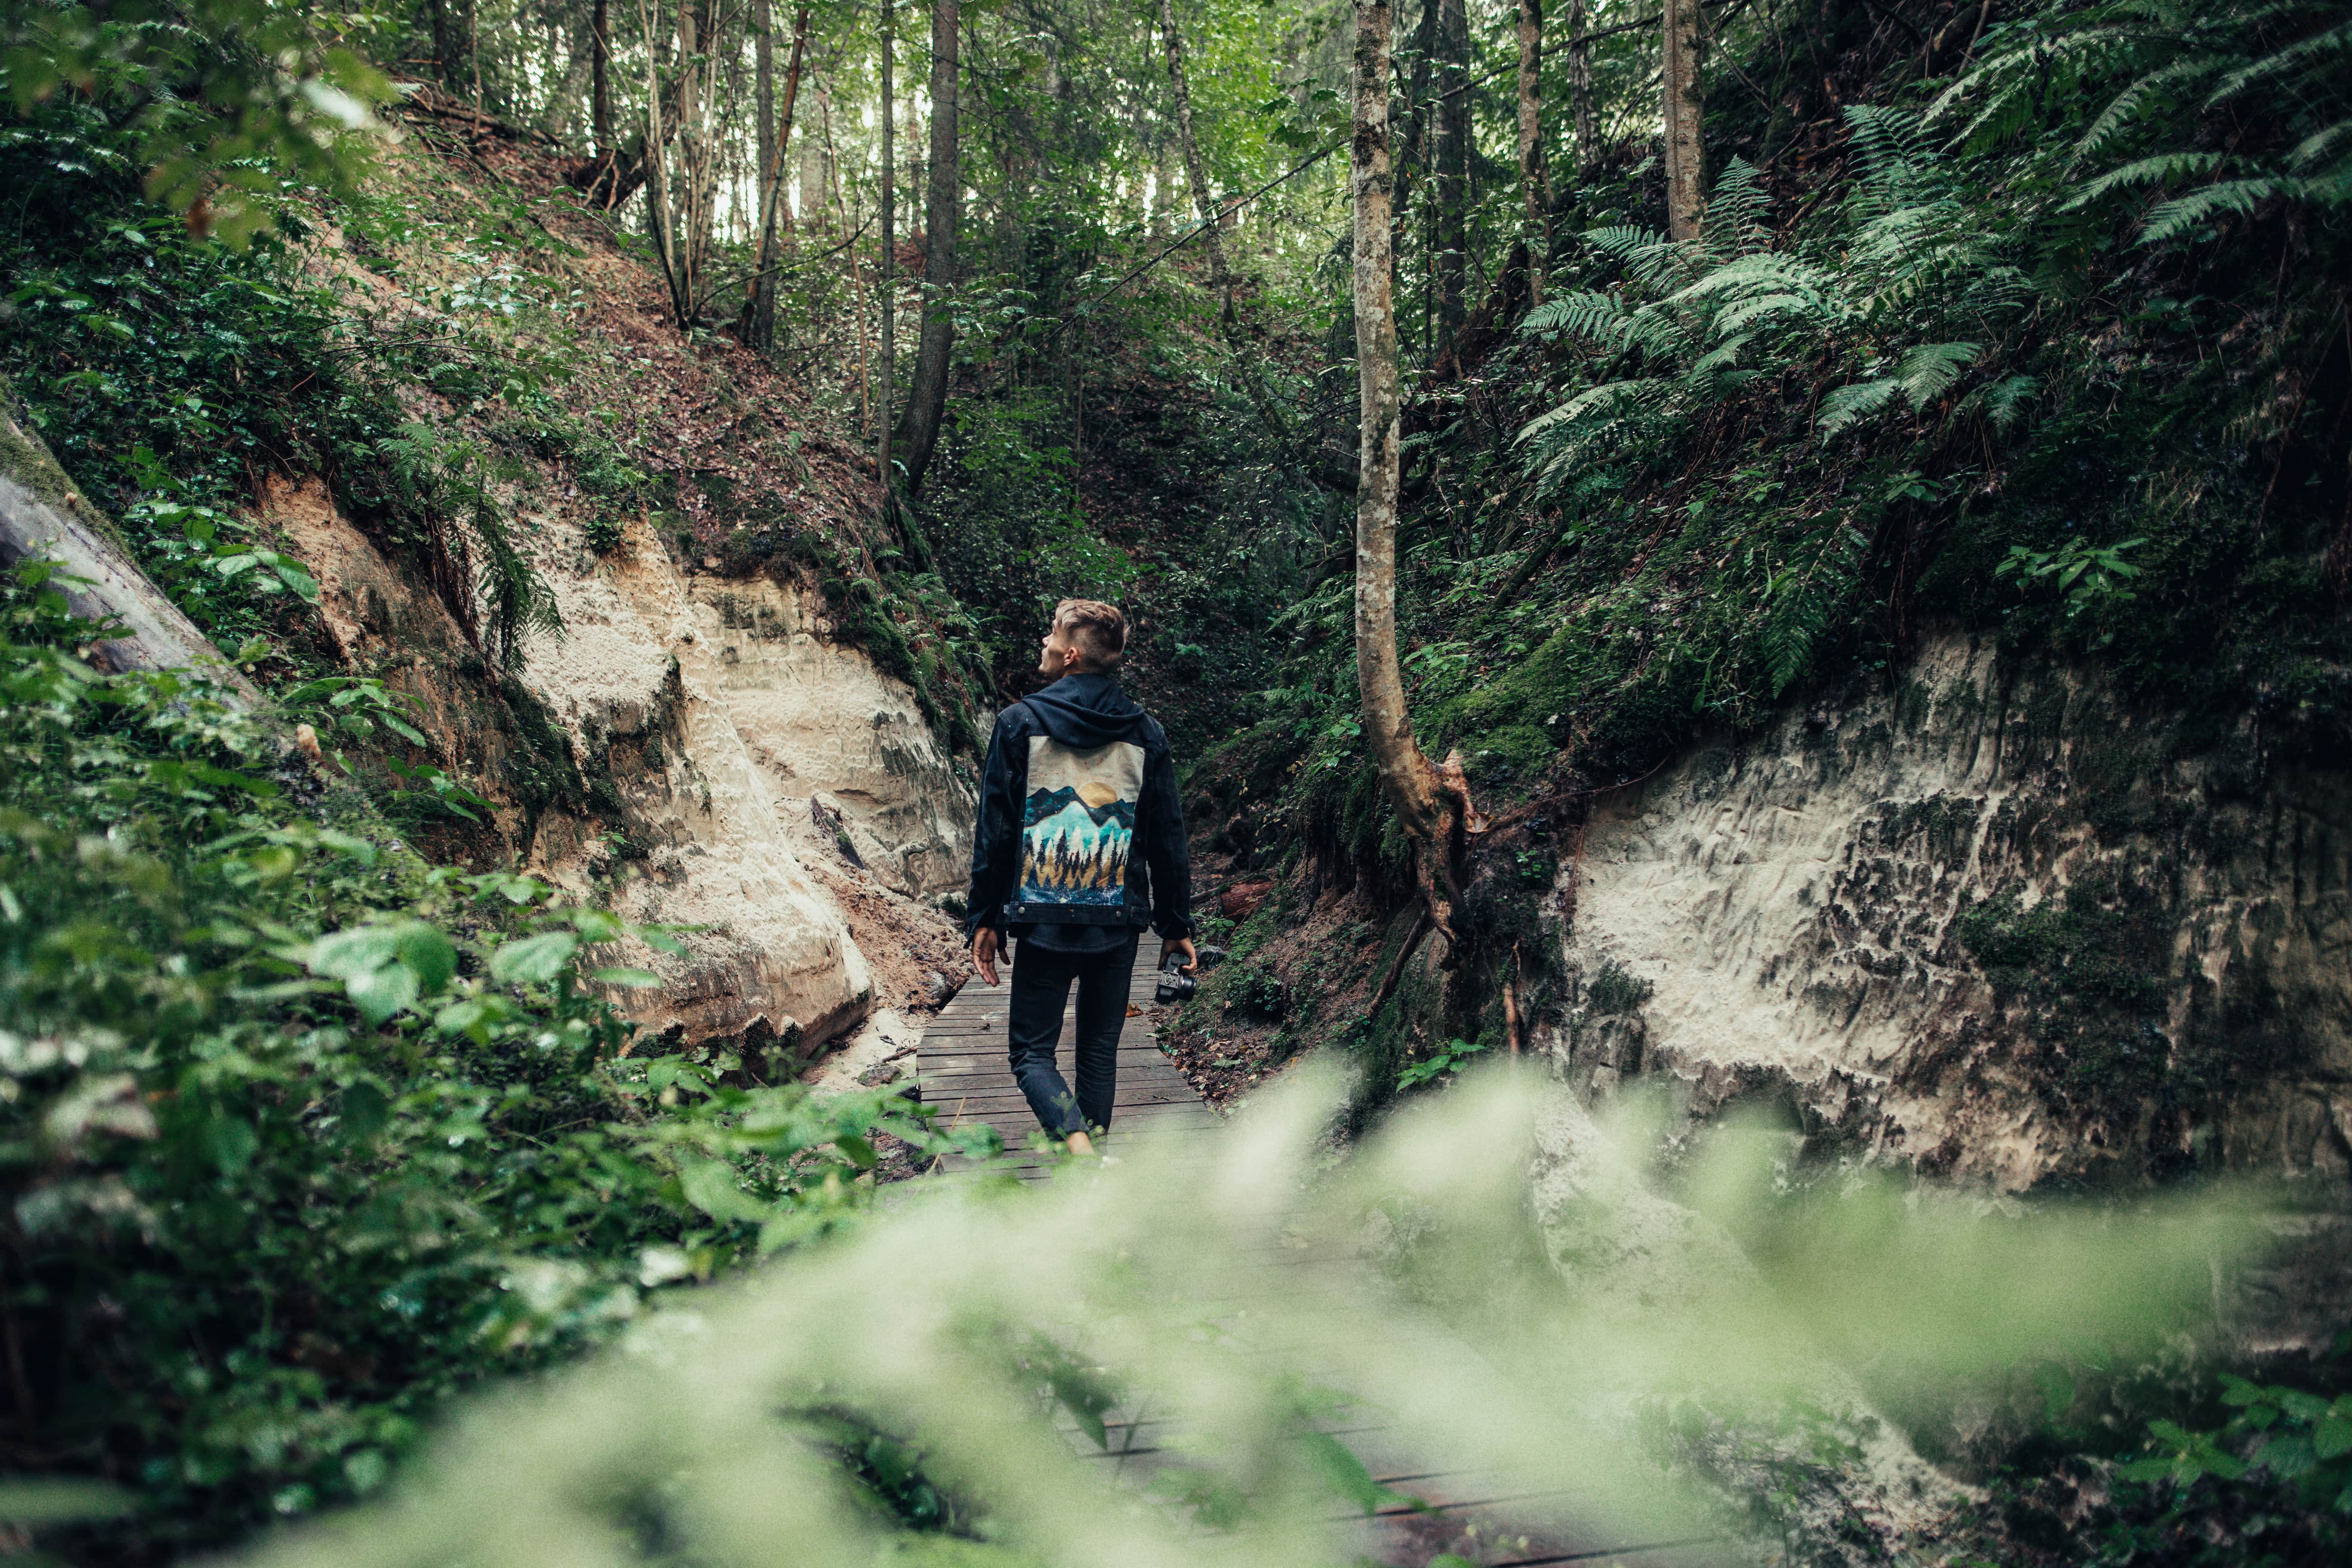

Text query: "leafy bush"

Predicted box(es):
[0, 574, 984, 1561]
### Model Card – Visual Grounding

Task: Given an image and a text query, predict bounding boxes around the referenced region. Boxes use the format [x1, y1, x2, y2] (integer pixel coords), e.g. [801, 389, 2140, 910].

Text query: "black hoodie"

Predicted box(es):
[964, 672, 1191, 951]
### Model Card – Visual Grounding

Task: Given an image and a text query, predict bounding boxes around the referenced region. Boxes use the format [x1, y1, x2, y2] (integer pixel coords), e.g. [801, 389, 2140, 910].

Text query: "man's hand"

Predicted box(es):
[971, 927, 1002, 987]
[1160, 936, 1198, 975]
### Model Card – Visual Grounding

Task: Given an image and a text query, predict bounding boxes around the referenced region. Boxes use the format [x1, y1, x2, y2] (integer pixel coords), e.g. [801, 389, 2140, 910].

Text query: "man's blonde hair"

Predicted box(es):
[1054, 598, 1128, 672]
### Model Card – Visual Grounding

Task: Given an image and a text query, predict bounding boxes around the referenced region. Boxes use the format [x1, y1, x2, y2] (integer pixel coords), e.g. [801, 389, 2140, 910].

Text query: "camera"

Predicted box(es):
[1153, 952, 1197, 1005]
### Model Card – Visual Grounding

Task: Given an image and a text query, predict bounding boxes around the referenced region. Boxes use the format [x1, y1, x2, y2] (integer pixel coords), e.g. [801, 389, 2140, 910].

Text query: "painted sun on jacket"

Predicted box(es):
[1018, 738, 1145, 913]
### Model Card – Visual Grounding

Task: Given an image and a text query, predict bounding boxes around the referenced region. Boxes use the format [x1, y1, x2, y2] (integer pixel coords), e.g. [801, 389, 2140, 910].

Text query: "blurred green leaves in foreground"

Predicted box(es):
[125, 1066, 2288, 1568]
[0, 0, 391, 245]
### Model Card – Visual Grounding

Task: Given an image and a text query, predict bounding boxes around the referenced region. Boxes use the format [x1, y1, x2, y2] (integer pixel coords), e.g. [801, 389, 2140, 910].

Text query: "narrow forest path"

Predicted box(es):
[914, 962, 1220, 1176]
[908, 973, 1729, 1567]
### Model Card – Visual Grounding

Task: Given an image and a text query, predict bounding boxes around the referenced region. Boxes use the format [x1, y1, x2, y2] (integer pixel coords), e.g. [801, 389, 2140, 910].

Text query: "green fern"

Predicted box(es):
[2137, 177, 2298, 243]
[1702, 158, 1774, 261]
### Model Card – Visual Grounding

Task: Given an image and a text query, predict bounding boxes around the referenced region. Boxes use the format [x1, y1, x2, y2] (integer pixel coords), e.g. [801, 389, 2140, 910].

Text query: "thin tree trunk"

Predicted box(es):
[1565, 0, 1595, 168]
[800, 84, 831, 227]
[591, 0, 612, 154]
[1158, 0, 1292, 447]
[1517, 0, 1549, 301]
[1663, 0, 1705, 242]
[746, 5, 809, 349]
[896, 0, 960, 495]
[1352, 0, 1460, 939]
[675, 0, 721, 318]
[428, 0, 459, 89]
[636, 0, 690, 327]
[878, 0, 896, 490]
[829, 90, 871, 437]
[1157, 0, 1240, 329]
[1435, 0, 1470, 358]
[755, 0, 775, 257]
[1394, 0, 1437, 301]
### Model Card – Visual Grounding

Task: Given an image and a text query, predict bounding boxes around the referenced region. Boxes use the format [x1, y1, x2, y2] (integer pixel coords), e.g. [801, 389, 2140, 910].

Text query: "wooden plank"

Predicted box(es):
[937, 1085, 1207, 1107]
[933, 1093, 1214, 1117]
[916, 1048, 1173, 1071]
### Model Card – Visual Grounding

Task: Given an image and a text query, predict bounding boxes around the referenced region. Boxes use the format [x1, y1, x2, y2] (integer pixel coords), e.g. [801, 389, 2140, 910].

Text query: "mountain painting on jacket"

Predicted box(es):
[1017, 737, 1144, 910]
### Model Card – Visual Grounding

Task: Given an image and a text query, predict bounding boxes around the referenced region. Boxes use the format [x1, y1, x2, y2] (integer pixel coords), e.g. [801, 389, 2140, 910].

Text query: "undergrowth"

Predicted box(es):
[0, 570, 985, 1563]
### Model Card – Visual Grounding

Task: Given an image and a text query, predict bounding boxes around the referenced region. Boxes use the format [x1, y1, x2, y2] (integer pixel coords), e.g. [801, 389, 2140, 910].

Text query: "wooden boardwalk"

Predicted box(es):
[914, 956, 1220, 1175]
[908, 952, 1725, 1567]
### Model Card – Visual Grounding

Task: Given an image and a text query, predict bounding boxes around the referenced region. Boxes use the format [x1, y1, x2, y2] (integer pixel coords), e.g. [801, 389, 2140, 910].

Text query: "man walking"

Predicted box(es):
[965, 599, 1195, 1158]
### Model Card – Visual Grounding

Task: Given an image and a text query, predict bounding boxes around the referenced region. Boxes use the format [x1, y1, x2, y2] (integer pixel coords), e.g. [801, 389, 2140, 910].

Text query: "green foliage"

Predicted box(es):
[1394, 1036, 1489, 1091]
[0, 0, 392, 245]
[0, 574, 984, 1559]
[1220, 959, 1287, 1023]
[2126, 1374, 2352, 1509]
[1997, 534, 2148, 629]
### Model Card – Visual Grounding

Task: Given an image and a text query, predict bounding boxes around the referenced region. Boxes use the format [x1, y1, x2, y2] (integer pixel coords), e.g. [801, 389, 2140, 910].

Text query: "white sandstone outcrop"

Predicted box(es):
[263, 476, 974, 1060]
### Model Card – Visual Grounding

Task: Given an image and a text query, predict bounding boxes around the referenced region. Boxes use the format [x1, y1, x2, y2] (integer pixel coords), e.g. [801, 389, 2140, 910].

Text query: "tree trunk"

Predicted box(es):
[1565, 0, 1594, 169]
[1394, 0, 1438, 295]
[1434, 0, 1470, 358]
[800, 86, 830, 227]
[755, 0, 774, 256]
[745, 5, 809, 350]
[635, 0, 690, 326]
[1352, 0, 1459, 937]
[428, 0, 460, 90]
[1157, 0, 1240, 329]
[878, 0, 896, 491]
[591, 0, 612, 154]
[0, 377, 260, 702]
[674, 0, 719, 317]
[1663, 0, 1705, 242]
[1516, 0, 1548, 301]
[895, 0, 961, 495]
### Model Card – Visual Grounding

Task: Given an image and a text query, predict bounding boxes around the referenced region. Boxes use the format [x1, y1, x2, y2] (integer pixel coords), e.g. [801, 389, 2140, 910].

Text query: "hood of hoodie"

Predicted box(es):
[1020, 672, 1152, 750]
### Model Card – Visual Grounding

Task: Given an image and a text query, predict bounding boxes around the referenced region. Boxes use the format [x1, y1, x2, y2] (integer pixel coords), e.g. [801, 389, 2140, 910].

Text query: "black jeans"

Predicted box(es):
[1006, 934, 1138, 1138]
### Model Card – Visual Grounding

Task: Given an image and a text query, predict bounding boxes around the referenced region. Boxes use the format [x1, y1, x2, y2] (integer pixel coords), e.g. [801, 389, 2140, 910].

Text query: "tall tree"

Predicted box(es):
[1352, 0, 1464, 943]
[1157, 0, 1240, 328]
[427, 0, 463, 91]
[895, 0, 961, 494]
[1393, 0, 1438, 293]
[745, 4, 810, 350]
[755, 0, 775, 259]
[591, 0, 612, 156]
[1662, 0, 1704, 241]
[1516, 0, 1548, 297]
[673, 0, 719, 315]
[878, 0, 896, 488]
[636, 0, 690, 325]
[1434, 0, 1469, 356]
[1565, 0, 1594, 168]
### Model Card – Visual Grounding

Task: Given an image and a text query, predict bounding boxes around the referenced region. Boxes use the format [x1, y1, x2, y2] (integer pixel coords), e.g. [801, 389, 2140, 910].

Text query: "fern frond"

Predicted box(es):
[1816, 378, 1899, 437]
[1703, 157, 1773, 260]
[1758, 569, 1830, 696]
[1961, 373, 2040, 433]
[1521, 291, 1633, 346]
[1844, 105, 1941, 217]
[2138, 178, 2290, 243]
[2210, 18, 2352, 105]
[1514, 379, 1659, 444]
[2061, 151, 2226, 209]
[1671, 251, 1835, 303]
[1687, 334, 1752, 380]
[2288, 120, 2352, 170]
[1893, 342, 1980, 406]
[2068, 56, 2230, 169]
[1619, 302, 1695, 360]
[1712, 292, 1832, 335]
[1583, 225, 1668, 262]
